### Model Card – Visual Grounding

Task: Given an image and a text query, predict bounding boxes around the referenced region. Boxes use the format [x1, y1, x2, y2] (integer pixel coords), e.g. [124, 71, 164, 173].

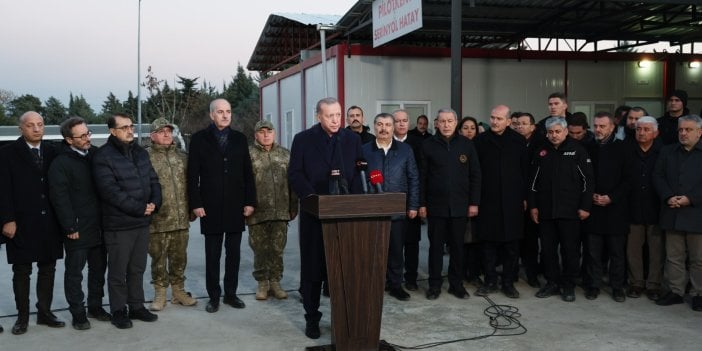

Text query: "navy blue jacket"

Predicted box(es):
[362, 139, 420, 215]
[93, 135, 162, 231]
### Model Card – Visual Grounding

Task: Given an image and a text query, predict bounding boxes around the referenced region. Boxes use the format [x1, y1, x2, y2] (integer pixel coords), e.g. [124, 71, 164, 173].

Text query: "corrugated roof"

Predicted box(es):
[272, 13, 341, 26]
[248, 0, 702, 72]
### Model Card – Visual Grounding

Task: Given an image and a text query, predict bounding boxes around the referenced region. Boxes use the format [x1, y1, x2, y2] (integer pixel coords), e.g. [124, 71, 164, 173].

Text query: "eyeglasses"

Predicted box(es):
[113, 124, 135, 131]
[71, 130, 93, 140]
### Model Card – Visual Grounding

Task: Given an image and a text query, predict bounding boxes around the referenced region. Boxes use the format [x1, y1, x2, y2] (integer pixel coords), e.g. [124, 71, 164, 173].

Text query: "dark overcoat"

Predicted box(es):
[187, 124, 256, 234]
[48, 143, 102, 251]
[625, 139, 662, 225]
[419, 133, 482, 217]
[474, 128, 529, 242]
[288, 124, 363, 281]
[583, 138, 630, 236]
[0, 138, 63, 264]
[653, 140, 702, 233]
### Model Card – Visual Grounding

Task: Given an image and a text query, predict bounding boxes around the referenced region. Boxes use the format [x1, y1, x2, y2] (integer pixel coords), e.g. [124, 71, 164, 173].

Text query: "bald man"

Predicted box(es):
[1, 111, 65, 334]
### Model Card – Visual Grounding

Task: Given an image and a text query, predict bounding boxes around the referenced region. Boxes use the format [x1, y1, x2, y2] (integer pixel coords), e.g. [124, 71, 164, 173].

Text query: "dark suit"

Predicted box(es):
[188, 124, 256, 300]
[288, 124, 362, 322]
[0, 138, 63, 321]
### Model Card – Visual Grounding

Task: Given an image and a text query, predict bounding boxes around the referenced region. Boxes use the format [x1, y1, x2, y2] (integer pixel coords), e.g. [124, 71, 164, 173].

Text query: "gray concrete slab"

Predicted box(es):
[1, 219, 700, 350]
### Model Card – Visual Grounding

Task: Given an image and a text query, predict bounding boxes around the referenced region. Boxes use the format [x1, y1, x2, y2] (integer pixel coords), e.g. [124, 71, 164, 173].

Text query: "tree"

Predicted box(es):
[123, 91, 138, 117]
[100, 92, 124, 119]
[0, 103, 13, 126]
[8, 94, 43, 119]
[43, 96, 67, 124]
[0, 88, 17, 109]
[223, 63, 260, 143]
[68, 93, 98, 123]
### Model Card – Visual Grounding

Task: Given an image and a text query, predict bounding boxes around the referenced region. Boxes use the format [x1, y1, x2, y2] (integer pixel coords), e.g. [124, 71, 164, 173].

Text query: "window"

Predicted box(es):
[377, 100, 432, 132]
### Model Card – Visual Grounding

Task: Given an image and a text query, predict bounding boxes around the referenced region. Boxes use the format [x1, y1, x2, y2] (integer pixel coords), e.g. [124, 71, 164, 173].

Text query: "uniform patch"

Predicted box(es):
[459, 154, 468, 163]
[563, 151, 576, 156]
[539, 149, 547, 157]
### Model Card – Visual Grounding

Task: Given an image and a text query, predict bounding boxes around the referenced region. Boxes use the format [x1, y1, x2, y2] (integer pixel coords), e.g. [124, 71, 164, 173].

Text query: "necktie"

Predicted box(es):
[31, 148, 42, 169]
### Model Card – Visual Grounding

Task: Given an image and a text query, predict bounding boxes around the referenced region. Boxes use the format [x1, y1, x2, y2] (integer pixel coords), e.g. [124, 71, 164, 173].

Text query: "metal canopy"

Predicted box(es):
[247, 1, 702, 72]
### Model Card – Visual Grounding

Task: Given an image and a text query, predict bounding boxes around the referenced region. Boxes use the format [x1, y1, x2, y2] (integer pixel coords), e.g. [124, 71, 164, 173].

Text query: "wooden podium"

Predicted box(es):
[303, 193, 406, 351]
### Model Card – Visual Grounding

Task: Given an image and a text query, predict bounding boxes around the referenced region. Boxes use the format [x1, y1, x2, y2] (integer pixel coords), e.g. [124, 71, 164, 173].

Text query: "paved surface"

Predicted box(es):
[0, 218, 700, 350]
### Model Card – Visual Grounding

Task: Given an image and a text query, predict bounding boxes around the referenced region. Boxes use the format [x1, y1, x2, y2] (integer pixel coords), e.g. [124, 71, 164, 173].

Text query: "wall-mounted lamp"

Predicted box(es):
[690, 61, 701, 69]
[638, 60, 651, 68]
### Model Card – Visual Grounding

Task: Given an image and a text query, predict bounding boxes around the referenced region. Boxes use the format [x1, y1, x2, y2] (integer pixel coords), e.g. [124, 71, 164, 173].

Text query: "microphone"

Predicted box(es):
[355, 158, 369, 194]
[329, 169, 341, 195]
[369, 170, 384, 193]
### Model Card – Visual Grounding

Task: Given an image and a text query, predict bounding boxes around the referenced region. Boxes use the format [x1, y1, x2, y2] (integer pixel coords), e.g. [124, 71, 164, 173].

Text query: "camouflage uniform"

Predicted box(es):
[247, 141, 298, 282]
[147, 142, 190, 288]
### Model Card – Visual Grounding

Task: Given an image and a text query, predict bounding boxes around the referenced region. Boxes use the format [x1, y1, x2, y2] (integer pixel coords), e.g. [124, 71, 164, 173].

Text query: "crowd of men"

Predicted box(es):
[1, 91, 700, 341]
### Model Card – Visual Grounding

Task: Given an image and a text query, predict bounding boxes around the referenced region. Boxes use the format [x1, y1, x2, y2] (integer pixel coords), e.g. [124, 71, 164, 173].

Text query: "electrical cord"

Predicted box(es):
[380, 294, 527, 350]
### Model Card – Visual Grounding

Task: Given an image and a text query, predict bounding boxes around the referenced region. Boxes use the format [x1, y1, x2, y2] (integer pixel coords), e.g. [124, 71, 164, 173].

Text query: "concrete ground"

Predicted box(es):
[0, 218, 700, 350]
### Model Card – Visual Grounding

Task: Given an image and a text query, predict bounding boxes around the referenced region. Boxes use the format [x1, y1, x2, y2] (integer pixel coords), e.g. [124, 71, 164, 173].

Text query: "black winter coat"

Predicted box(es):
[187, 125, 256, 234]
[657, 109, 690, 145]
[93, 135, 162, 231]
[528, 137, 594, 220]
[362, 140, 420, 212]
[583, 137, 630, 236]
[625, 139, 662, 225]
[474, 128, 529, 242]
[48, 143, 102, 251]
[420, 133, 481, 217]
[0, 138, 63, 263]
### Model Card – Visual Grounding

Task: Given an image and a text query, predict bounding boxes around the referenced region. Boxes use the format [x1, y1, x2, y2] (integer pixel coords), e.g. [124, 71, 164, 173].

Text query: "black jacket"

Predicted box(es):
[625, 139, 662, 225]
[48, 143, 102, 251]
[528, 137, 594, 220]
[187, 124, 256, 234]
[657, 109, 690, 145]
[346, 125, 375, 144]
[93, 135, 162, 231]
[0, 138, 63, 263]
[420, 133, 481, 217]
[474, 128, 529, 241]
[408, 127, 432, 140]
[583, 137, 630, 236]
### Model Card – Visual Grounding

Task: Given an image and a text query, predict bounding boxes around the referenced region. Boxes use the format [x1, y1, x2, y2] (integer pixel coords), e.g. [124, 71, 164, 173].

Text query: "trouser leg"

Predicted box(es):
[168, 229, 190, 287]
[149, 232, 168, 288]
[646, 225, 664, 288]
[12, 263, 32, 321]
[204, 234, 224, 299]
[404, 217, 421, 283]
[664, 230, 687, 296]
[126, 227, 149, 310]
[427, 217, 448, 289]
[539, 220, 559, 284]
[86, 244, 107, 309]
[686, 233, 702, 296]
[64, 249, 88, 315]
[587, 233, 605, 289]
[607, 235, 627, 290]
[627, 224, 646, 287]
[559, 219, 581, 289]
[36, 260, 57, 314]
[482, 242, 499, 285]
[249, 224, 268, 281]
[501, 240, 520, 286]
[446, 217, 467, 288]
[387, 219, 406, 288]
[223, 231, 242, 297]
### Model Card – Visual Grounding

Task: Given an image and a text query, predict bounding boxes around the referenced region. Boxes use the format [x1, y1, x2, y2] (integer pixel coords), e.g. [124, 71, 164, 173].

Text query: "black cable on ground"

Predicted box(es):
[380, 294, 527, 350]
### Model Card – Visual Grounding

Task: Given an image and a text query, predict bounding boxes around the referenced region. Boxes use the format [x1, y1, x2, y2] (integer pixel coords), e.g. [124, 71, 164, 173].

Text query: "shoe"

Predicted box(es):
[527, 277, 541, 288]
[87, 306, 112, 321]
[171, 284, 198, 306]
[425, 287, 441, 300]
[475, 282, 498, 297]
[223, 295, 246, 309]
[626, 286, 644, 298]
[388, 287, 411, 301]
[71, 312, 91, 331]
[110, 309, 132, 329]
[585, 287, 600, 300]
[645, 288, 662, 301]
[535, 282, 560, 298]
[612, 288, 626, 302]
[129, 307, 158, 322]
[561, 287, 576, 302]
[37, 311, 66, 328]
[447, 285, 469, 299]
[11, 318, 28, 335]
[405, 281, 419, 291]
[465, 276, 484, 287]
[206, 299, 219, 313]
[256, 280, 269, 300]
[305, 320, 321, 339]
[269, 281, 288, 299]
[150, 286, 167, 311]
[656, 292, 684, 306]
[502, 284, 520, 299]
[692, 296, 702, 312]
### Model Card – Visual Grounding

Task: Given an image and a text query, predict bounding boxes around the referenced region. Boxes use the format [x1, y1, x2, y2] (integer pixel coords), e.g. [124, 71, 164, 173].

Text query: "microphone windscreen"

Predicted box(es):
[369, 170, 384, 185]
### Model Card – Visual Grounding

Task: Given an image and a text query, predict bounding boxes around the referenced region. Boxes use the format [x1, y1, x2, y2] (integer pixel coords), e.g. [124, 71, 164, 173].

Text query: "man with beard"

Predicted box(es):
[345, 105, 375, 144]
[409, 114, 432, 139]
[658, 90, 690, 145]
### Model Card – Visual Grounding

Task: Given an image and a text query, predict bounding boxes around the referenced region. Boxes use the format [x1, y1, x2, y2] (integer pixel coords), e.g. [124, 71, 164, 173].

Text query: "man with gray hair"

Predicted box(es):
[419, 108, 481, 300]
[653, 114, 702, 311]
[529, 117, 593, 302]
[625, 116, 664, 300]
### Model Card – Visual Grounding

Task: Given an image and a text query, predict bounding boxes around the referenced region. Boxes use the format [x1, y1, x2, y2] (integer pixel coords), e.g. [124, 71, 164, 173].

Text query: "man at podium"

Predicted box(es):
[288, 97, 363, 339]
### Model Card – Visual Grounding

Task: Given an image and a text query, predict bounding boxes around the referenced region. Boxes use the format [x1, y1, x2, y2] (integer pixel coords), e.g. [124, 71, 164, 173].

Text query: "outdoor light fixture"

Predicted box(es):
[638, 60, 651, 68]
[689, 61, 701, 69]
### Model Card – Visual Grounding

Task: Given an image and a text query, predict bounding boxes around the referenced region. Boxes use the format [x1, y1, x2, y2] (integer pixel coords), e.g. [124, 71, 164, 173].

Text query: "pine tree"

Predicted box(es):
[101, 92, 124, 118]
[68, 93, 97, 122]
[44, 96, 67, 124]
[9, 94, 43, 118]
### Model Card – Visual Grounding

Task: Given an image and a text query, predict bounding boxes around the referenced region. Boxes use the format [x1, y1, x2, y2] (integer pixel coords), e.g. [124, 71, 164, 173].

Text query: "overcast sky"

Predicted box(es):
[0, 0, 356, 111]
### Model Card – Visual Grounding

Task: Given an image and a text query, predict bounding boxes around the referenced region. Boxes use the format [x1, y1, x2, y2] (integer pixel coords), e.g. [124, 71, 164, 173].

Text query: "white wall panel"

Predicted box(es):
[279, 74, 302, 148]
